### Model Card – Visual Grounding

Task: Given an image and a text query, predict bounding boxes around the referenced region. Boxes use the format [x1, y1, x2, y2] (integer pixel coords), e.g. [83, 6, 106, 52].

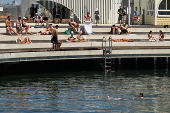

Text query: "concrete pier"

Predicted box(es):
[0, 24, 170, 63]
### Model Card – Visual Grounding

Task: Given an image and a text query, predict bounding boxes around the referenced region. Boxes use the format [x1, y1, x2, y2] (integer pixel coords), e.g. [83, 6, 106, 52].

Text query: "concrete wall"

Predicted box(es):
[0, 5, 21, 20]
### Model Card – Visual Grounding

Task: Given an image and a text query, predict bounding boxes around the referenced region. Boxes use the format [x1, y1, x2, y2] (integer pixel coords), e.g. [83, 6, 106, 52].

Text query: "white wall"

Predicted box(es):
[21, 0, 123, 24]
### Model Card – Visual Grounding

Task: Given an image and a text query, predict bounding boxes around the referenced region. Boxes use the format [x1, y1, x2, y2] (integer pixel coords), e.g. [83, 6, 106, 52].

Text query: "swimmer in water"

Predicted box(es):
[139, 93, 144, 98]
[107, 96, 123, 100]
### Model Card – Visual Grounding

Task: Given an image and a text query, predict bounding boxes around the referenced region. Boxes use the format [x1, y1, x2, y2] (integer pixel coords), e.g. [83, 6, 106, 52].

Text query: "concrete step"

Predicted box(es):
[0, 27, 170, 34]
[0, 34, 170, 42]
[0, 42, 170, 50]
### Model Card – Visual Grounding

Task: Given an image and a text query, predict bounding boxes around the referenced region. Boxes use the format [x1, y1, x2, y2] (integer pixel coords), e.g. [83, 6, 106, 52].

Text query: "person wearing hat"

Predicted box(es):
[84, 12, 93, 35]
[94, 8, 100, 26]
[5, 16, 20, 35]
[22, 17, 30, 35]
[16, 16, 24, 34]
[51, 25, 62, 50]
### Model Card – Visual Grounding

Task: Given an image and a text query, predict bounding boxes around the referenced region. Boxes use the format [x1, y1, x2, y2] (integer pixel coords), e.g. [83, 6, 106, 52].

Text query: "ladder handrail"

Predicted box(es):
[102, 36, 113, 72]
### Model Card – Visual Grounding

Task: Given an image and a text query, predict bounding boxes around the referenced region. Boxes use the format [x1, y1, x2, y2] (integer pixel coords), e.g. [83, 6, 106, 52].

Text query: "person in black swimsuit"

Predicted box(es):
[51, 25, 62, 50]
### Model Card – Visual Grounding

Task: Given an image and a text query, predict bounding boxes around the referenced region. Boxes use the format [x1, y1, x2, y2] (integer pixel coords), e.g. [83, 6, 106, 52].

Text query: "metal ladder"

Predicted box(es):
[102, 36, 113, 72]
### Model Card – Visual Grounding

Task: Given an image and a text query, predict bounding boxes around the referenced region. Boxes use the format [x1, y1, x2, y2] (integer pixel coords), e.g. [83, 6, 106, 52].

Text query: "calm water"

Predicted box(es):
[0, 69, 170, 112]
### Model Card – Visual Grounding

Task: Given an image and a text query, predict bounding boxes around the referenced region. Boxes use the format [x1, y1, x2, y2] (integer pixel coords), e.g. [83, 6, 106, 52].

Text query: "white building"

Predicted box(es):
[21, 0, 125, 24]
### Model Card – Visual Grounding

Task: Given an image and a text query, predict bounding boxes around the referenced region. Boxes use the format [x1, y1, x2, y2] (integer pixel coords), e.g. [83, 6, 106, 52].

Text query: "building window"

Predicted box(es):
[158, 0, 170, 17]
[147, 0, 155, 16]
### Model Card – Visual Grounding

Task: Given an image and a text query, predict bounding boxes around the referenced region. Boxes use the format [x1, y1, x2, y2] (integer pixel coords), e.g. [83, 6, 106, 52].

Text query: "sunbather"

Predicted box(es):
[16, 36, 32, 43]
[148, 31, 156, 41]
[158, 30, 164, 41]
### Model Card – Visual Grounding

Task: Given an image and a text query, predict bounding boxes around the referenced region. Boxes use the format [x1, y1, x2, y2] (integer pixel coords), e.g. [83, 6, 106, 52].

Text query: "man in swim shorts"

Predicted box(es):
[51, 25, 62, 50]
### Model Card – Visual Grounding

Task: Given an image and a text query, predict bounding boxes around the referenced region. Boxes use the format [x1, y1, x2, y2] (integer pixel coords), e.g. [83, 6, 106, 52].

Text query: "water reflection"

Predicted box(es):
[0, 70, 170, 112]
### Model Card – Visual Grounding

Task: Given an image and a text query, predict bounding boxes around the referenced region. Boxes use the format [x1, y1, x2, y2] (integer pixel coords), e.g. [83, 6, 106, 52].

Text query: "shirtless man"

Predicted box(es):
[37, 24, 53, 35]
[5, 16, 19, 35]
[51, 25, 62, 50]
[69, 21, 79, 32]
[84, 12, 92, 22]
[16, 16, 24, 34]
[84, 12, 94, 34]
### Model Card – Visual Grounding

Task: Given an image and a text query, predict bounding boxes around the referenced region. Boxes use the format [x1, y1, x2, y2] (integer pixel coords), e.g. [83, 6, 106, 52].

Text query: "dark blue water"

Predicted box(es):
[0, 69, 170, 112]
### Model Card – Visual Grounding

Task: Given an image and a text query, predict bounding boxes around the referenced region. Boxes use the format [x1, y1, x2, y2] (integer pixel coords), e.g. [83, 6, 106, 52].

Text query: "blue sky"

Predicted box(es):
[3, 0, 21, 4]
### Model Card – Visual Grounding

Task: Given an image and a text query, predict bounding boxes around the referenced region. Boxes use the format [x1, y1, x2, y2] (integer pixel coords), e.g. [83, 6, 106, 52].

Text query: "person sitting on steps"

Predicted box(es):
[148, 31, 156, 41]
[77, 31, 90, 42]
[158, 30, 164, 41]
[16, 16, 25, 34]
[110, 25, 121, 35]
[5, 16, 21, 35]
[120, 24, 131, 34]
[22, 17, 30, 35]
[16, 35, 32, 43]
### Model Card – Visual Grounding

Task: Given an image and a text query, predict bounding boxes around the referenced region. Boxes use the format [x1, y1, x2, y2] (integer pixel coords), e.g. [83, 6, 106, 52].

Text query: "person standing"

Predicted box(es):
[62, 6, 66, 19]
[30, 4, 35, 18]
[134, 7, 139, 17]
[34, 5, 39, 14]
[122, 6, 127, 25]
[56, 6, 61, 23]
[70, 9, 74, 22]
[51, 25, 62, 50]
[52, 5, 57, 19]
[84, 12, 93, 35]
[117, 6, 123, 25]
[94, 8, 100, 26]
[133, 7, 139, 25]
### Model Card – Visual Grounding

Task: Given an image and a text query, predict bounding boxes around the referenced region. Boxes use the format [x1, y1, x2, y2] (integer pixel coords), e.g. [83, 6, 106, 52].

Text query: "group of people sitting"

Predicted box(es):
[67, 31, 90, 42]
[33, 13, 47, 27]
[6, 16, 30, 35]
[148, 30, 164, 42]
[110, 24, 131, 35]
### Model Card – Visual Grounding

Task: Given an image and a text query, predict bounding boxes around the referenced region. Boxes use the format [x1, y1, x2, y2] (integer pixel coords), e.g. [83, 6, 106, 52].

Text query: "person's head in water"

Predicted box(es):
[139, 93, 144, 98]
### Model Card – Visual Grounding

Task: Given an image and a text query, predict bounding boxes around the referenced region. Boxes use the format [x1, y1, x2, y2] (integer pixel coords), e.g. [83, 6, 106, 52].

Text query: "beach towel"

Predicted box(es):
[65, 30, 71, 34]
[84, 21, 93, 35]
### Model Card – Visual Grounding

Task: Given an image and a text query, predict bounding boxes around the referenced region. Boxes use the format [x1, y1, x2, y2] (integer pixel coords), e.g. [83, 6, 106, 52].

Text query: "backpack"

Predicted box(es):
[118, 9, 123, 16]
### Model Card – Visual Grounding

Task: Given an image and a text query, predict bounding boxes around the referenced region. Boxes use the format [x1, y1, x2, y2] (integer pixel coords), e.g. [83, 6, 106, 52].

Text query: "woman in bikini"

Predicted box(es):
[148, 31, 156, 41]
[22, 17, 30, 35]
[16, 16, 25, 34]
[158, 30, 164, 41]
[77, 32, 90, 42]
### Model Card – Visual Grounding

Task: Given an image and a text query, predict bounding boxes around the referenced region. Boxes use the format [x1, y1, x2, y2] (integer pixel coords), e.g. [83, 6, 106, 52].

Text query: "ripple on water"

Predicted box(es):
[0, 70, 170, 112]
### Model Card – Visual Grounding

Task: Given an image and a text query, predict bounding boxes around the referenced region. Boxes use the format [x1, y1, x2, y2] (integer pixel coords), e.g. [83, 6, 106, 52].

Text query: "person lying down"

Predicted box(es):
[109, 38, 133, 42]
[16, 36, 32, 43]
[66, 32, 90, 42]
